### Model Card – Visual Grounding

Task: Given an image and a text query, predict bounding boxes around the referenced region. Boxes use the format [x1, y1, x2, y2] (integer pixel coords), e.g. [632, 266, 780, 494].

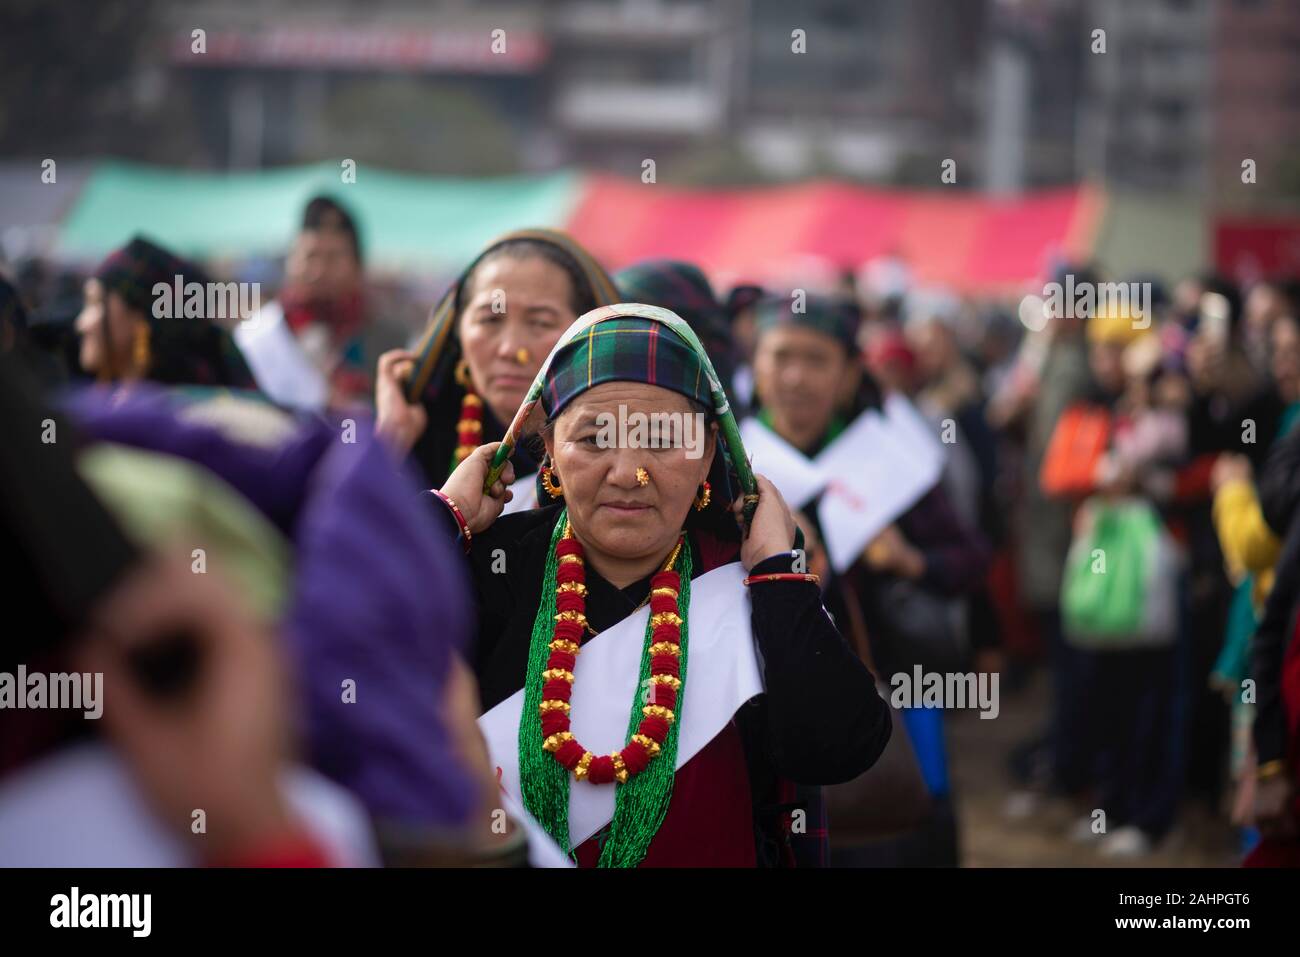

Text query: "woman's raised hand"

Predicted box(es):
[441, 442, 515, 534]
[733, 473, 798, 571]
[375, 349, 428, 456]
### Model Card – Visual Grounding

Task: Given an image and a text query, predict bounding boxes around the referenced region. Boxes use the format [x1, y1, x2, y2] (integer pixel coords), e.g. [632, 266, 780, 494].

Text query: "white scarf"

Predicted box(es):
[233, 301, 330, 412]
[478, 562, 764, 853]
[739, 394, 945, 571]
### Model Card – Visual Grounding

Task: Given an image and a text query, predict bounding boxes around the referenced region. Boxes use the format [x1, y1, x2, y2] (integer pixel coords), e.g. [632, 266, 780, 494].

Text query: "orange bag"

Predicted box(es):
[1040, 404, 1110, 497]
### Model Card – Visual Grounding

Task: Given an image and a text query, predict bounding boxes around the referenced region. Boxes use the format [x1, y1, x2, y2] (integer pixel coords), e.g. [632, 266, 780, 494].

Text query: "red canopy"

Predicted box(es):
[566, 176, 1103, 295]
[1215, 217, 1300, 284]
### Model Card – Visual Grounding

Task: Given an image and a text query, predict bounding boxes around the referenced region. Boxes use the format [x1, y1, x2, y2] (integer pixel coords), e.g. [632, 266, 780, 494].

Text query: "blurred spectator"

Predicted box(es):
[72, 236, 254, 389]
[236, 195, 406, 412]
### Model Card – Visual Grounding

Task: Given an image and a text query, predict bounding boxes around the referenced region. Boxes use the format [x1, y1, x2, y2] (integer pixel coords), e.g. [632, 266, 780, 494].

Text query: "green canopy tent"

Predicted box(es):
[56, 161, 583, 270]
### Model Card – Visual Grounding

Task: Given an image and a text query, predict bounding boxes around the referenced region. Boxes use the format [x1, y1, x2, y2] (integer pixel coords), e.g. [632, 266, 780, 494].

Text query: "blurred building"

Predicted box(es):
[5, 0, 1294, 204]
[546, 0, 996, 185]
[1075, 0, 1300, 200]
[168, 0, 552, 172]
[1077, 0, 1213, 193]
[1212, 0, 1300, 205]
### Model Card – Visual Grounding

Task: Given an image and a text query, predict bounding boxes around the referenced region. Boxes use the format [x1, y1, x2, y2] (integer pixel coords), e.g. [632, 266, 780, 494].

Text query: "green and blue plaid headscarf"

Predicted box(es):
[615, 259, 738, 404]
[484, 302, 759, 528]
[753, 292, 861, 352]
[541, 315, 712, 418]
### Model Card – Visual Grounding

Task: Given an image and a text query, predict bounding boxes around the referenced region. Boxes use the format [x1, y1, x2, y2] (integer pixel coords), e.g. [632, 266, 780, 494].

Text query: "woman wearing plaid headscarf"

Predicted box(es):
[427, 303, 890, 867]
[375, 229, 619, 492]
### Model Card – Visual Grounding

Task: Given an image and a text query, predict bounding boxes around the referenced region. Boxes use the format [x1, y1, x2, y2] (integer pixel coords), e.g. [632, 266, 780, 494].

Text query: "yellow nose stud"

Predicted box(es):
[636, 467, 650, 487]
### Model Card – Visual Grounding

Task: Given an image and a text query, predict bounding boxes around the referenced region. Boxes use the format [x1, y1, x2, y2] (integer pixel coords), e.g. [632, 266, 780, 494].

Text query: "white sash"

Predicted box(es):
[234, 302, 330, 412]
[501, 471, 539, 515]
[477, 563, 763, 853]
[739, 396, 944, 572]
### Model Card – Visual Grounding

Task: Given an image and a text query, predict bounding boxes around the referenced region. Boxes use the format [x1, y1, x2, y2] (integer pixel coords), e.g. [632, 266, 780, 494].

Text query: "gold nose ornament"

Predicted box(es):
[636, 467, 650, 487]
[515, 347, 531, 365]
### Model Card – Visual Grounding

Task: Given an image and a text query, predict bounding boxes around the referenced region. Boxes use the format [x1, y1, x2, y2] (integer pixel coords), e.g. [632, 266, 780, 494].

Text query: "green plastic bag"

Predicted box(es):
[1061, 497, 1176, 648]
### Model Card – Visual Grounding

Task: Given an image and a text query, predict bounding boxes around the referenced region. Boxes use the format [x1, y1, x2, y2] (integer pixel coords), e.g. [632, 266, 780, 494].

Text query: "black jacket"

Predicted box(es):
[434, 501, 891, 862]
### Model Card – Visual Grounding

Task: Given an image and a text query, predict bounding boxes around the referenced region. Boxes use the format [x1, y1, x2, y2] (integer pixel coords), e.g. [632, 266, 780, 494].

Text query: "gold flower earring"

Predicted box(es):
[541, 464, 564, 499]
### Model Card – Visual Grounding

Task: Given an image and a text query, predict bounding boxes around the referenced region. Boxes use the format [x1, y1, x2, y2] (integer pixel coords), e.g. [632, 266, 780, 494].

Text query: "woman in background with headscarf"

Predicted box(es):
[73, 236, 255, 389]
[375, 229, 619, 493]
[743, 293, 988, 867]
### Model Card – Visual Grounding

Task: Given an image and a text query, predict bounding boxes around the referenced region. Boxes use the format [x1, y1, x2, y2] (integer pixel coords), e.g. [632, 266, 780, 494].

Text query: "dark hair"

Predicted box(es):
[461, 238, 598, 319]
[301, 195, 363, 264]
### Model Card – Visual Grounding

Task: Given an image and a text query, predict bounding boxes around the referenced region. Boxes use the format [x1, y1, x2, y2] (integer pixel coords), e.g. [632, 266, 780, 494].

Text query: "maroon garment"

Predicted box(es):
[573, 721, 756, 868]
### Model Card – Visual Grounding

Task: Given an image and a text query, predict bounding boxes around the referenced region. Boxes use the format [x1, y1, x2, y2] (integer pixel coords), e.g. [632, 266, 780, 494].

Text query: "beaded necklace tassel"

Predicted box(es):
[517, 508, 692, 867]
[518, 514, 573, 853]
[452, 391, 484, 468]
[598, 544, 690, 868]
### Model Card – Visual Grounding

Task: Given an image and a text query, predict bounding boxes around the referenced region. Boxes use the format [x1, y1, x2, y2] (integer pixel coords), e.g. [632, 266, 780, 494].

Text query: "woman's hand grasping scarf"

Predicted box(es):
[440, 442, 516, 534]
[733, 474, 798, 570]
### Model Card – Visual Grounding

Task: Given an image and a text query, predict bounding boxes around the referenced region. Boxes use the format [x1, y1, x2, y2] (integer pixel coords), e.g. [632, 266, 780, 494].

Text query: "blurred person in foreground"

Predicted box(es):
[236, 195, 405, 412]
[0, 356, 341, 866]
[0, 356, 534, 866]
[1240, 415, 1300, 865]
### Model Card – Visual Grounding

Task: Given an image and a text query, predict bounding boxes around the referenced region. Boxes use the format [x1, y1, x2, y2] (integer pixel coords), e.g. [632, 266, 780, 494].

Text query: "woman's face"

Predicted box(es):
[285, 227, 361, 302]
[752, 324, 854, 445]
[458, 253, 578, 424]
[544, 381, 717, 570]
[75, 278, 142, 379]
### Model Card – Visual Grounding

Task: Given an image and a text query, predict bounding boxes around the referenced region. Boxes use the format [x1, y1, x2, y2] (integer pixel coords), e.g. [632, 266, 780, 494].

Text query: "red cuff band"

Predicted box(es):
[432, 489, 473, 553]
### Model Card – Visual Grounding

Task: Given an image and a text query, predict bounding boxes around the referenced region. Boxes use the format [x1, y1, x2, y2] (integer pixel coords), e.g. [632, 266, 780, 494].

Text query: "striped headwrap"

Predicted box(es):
[404, 228, 620, 405]
[541, 316, 711, 418]
[753, 292, 861, 352]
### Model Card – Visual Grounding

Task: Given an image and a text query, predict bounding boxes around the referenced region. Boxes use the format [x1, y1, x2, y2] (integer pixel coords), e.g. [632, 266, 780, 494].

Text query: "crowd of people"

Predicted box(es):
[1, 192, 1297, 868]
